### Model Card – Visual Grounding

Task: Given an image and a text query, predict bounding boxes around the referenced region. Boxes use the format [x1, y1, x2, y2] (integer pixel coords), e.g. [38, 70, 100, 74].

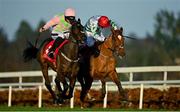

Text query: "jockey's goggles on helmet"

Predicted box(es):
[65, 16, 75, 21]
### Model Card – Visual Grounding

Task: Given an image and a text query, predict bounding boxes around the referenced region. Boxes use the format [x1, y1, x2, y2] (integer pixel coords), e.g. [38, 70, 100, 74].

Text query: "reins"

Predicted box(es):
[99, 35, 116, 59]
[123, 35, 137, 40]
[100, 32, 126, 59]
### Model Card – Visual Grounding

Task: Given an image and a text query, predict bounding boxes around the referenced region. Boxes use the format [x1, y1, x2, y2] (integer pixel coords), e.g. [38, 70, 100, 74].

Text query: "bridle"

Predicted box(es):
[69, 21, 85, 44]
[59, 20, 85, 63]
[113, 34, 125, 58]
[103, 32, 125, 58]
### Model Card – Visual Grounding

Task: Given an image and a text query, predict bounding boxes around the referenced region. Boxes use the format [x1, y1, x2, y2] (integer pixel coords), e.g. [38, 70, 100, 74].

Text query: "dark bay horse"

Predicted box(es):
[78, 27, 127, 107]
[23, 19, 85, 104]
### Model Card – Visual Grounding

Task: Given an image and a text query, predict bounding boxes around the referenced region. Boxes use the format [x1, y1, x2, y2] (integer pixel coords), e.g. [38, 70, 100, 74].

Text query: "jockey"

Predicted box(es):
[84, 15, 118, 57]
[39, 8, 76, 59]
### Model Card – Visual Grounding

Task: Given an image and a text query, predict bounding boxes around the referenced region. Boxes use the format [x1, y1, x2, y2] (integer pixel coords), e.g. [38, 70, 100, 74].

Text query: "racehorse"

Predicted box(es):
[23, 19, 85, 104]
[77, 27, 127, 107]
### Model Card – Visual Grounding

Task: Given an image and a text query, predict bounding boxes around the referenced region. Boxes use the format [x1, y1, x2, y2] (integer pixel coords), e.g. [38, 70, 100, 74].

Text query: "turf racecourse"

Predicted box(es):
[0, 105, 169, 112]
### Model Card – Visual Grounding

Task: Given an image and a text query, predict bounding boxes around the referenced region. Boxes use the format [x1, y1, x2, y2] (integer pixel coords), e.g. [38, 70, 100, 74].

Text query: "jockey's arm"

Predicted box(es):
[43, 16, 60, 30]
[110, 20, 118, 30]
[94, 33, 105, 42]
[86, 30, 105, 42]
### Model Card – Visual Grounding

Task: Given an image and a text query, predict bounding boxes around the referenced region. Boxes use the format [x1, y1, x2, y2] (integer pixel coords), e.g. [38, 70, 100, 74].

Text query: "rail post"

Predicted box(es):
[139, 84, 144, 109]
[163, 71, 167, 88]
[38, 85, 42, 108]
[129, 72, 133, 88]
[8, 86, 12, 107]
[70, 90, 75, 108]
[103, 83, 108, 108]
[19, 76, 22, 89]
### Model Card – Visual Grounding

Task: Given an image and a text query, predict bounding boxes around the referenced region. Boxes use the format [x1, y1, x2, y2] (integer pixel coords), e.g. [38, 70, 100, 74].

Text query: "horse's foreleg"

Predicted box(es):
[77, 73, 85, 91]
[65, 75, 76, 99]
[80, 76, 93, 108]
[78, 73, 87, 102]
[80, 77, 93, 102]
[58, 73, 69, 98]
[100, 80, 106, 99]
[55, 77, 63, 95]
[54, 77, 64, 104]
[55, 77, 62, 92]
[45, 83, 59, 104]
[109, 71, 127, 101]
[41, 66, 58, 104]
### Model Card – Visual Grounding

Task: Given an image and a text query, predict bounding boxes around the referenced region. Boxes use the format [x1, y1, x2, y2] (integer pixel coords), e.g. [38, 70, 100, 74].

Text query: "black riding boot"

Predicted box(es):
[90, 44, 100, 57]
[48, 37, 65, 59]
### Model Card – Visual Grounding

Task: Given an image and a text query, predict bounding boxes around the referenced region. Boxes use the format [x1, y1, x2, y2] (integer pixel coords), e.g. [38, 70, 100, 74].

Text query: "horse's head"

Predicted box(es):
[70, 18, 85, 43]
[111, 27, 125, 57]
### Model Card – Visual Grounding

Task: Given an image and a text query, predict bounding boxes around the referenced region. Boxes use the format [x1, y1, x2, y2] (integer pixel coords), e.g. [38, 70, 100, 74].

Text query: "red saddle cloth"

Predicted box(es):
[43, 39, 69, 63]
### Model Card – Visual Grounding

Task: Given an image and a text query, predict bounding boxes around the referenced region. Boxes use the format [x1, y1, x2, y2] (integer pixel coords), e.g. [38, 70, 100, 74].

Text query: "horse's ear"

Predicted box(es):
[78, 18, 81, 23]
[120, 27, 123, 32]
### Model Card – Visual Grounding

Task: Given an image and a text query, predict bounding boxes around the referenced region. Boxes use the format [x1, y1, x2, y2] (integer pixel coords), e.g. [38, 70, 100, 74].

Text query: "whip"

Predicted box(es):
[34, 32, 41, 48]
[123, 35, 137, 40]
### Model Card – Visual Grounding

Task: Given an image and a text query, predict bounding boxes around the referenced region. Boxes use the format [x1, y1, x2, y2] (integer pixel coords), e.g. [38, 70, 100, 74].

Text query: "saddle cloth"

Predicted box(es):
[43, 39, 69, 63]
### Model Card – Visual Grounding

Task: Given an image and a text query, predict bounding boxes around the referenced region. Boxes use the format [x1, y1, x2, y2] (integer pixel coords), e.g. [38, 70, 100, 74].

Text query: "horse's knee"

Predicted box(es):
[45, 82, 51, 89]
[55, 77, 61, 84]
[63, 83, 69, 90]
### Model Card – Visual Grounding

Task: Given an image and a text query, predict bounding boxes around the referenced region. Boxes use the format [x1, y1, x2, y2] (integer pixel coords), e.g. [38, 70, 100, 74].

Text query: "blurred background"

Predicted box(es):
[0, 0, 180, 72]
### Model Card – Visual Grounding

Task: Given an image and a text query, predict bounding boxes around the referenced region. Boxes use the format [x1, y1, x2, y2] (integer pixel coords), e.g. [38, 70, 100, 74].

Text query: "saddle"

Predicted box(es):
[43, 39, 69, 63]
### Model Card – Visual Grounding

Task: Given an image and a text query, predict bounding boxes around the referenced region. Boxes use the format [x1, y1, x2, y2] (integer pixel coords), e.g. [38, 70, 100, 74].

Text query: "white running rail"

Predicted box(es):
[0, 66, 180, 109]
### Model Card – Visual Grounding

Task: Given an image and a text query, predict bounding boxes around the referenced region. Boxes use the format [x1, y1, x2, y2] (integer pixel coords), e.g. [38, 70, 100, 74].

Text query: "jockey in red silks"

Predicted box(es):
[39, 8, 76, 59]
[84, 15, 118, 57]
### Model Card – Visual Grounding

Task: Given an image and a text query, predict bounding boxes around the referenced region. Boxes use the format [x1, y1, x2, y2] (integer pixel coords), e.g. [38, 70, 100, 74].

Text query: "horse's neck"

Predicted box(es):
[99, 36, 114, 57]
[62, 41, 79, 59]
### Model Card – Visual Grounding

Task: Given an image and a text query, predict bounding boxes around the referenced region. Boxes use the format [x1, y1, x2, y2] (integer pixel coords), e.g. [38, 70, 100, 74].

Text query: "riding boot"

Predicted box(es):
[48, 37, 64, 59]
[93, 44, 100, 57]
[90, 43, 100, 57]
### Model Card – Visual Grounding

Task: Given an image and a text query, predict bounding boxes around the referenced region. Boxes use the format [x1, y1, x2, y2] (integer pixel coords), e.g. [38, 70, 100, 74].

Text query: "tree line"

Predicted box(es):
[0, 10, 180, 72]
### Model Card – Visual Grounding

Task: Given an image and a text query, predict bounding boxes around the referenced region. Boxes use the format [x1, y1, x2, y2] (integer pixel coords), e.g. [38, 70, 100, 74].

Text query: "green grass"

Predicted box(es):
[0, 106, 129, 111]
[0, 105, 170, 111]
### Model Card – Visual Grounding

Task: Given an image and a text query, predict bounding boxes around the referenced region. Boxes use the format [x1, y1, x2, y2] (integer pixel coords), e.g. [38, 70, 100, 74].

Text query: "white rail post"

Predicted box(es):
[42, 77, 46, 89]
[38, 85, 42, 108]
[103, 83, 108, 108]
[139, 84, 144, 109]
[129, 72, 133, 88]
[70, 90, 75, 108]
[163, 71, 167, 88]
[19, 76, 22, 89]
[8, 86, 12, 107]
[129, 72, 133, 82]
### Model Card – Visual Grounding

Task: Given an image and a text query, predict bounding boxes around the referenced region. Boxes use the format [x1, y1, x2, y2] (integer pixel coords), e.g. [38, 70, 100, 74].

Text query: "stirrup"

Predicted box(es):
[48, 51, 54, 59]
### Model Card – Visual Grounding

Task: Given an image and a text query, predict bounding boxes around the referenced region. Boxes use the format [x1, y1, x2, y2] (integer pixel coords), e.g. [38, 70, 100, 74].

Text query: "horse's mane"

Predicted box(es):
[100, 34, 113, 48]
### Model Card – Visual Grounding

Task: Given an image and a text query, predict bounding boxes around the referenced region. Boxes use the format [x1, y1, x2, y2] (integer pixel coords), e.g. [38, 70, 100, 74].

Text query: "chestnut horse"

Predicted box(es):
[23, 19, 85, 104]
[77, 27, 127, 107]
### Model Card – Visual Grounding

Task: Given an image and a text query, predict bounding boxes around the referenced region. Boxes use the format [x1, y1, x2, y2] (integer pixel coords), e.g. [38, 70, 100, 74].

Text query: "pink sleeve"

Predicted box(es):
[43, 16, 60, 30]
